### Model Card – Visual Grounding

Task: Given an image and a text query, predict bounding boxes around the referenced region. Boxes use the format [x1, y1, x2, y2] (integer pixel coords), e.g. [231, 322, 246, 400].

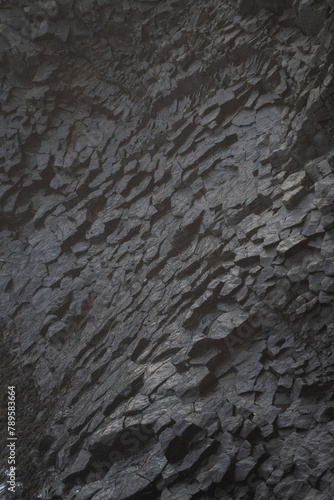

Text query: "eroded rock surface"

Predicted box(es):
[0, 0, 334, 499]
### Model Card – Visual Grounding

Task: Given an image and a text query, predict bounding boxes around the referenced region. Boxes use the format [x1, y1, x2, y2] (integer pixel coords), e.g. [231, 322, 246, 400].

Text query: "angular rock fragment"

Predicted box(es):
[277, 234, 308, 256]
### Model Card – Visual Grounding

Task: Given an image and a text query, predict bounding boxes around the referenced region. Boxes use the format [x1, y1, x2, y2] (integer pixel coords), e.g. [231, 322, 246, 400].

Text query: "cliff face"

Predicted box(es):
[1, 1, 334, 499]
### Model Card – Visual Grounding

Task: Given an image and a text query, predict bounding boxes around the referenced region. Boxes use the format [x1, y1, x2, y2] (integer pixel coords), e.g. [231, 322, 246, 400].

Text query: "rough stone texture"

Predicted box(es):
[0, 0, 334, 499]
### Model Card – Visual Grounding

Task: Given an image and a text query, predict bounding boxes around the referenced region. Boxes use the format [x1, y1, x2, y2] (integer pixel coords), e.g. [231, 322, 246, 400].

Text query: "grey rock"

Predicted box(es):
[283, 186, 307, 209]
[281, 171, 308, 192]
[277, 234, 308, 256]
[235, 456, 257, 481]
[1, 1, 334, 499]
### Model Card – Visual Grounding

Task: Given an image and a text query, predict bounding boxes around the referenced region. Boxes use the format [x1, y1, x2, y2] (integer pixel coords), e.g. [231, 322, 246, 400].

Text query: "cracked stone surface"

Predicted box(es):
[0, 0, 334, 499]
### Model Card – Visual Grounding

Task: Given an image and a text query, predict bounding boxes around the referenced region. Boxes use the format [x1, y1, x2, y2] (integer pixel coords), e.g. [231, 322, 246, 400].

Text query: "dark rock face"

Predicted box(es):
[1, 0, 334, 499]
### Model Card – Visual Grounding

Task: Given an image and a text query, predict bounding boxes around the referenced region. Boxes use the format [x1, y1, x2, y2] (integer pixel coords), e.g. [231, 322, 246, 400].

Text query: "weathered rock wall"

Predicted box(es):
[1, 0, 334, 499]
